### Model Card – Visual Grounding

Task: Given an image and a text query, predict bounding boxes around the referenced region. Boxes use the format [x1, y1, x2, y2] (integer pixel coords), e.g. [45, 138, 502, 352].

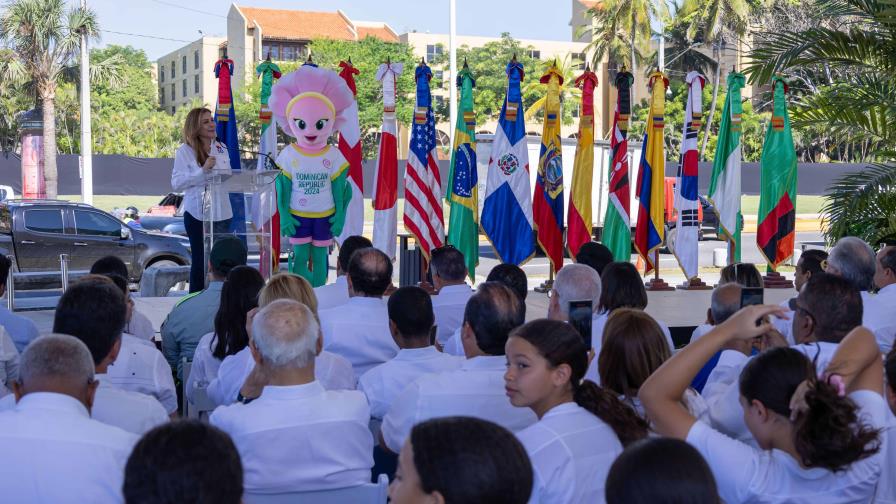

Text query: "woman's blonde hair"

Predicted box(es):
[259, 273, 319, 321]
[183, 107, 213, 166]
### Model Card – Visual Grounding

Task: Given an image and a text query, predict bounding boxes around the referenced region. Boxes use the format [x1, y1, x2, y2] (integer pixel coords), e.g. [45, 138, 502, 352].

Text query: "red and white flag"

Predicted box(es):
[336, 60, 363, 245]
[372, 62, 403, 259]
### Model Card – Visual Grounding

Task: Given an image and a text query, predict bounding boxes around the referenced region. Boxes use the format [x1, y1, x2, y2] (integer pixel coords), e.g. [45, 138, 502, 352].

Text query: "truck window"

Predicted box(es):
[74, 210, 121, 237]
[24, 209, 64, 234]
[0, 206, 10, 234]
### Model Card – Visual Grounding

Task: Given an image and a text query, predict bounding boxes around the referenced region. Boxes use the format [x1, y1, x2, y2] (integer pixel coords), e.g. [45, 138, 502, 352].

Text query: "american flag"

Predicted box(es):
[403, 63, 444, 258]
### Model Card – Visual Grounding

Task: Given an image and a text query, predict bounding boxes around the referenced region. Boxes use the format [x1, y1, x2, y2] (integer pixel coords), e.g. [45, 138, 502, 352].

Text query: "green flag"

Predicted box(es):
[602, 71, 634, 262]
[756, 77, 797, 270]
[708, 72, 745, 263]
[446, 68, 478, 279]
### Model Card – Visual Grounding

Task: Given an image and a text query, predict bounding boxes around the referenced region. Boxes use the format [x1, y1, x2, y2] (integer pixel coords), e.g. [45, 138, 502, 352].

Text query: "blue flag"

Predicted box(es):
[214, 57, 246, 241]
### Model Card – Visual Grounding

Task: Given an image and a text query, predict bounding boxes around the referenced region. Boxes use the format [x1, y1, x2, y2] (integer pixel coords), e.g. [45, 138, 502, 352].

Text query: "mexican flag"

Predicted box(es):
[446, 67, 479, 280]
[708, 72, 745, 263]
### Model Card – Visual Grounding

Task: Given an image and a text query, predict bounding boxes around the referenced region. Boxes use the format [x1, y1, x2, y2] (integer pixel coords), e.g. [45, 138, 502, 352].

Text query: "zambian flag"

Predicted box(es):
[447, 67, 478, 280]
[756, 77, 797, 269]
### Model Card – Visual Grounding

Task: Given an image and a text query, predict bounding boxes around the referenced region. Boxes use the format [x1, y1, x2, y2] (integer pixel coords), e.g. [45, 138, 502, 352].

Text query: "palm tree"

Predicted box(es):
[522, 56, 583, 124]
[676, 0, 750, 158]
[1, 0, 101, 199]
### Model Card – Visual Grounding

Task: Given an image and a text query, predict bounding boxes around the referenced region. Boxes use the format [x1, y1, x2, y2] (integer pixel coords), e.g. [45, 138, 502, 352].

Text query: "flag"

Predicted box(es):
[252, 59, 282, 275]
[533, 63, 565, 272]
[214, 57, 246, 240]
[567, 68, 598, 258]
[446, 66, 478, 279]
[372, 62, 403, 259]
[403, 62, 445, 260]
[634, 71, 669, 274]
[672, 71, 705, 280]
[336, 60, 363, 245]
[603, 70, 634, 262]
[708, 72, 746, 263]
[757, 77, 797, 269]
[481, 60, 534, 265]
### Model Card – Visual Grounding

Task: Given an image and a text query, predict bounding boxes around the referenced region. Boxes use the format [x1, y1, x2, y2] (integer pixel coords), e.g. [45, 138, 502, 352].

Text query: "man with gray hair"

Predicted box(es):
[0, 334, 137, 502]
[210, 299, 373, 494]
[547, 263, 601, 322]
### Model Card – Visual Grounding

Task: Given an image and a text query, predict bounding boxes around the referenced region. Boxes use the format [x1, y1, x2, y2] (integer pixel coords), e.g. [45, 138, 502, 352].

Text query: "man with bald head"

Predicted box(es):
[210, 299, 373, 494]
[0, 334, 137, 503]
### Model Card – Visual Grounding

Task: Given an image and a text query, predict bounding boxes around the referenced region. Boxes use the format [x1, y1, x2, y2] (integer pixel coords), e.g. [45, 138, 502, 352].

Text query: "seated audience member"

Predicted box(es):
[382, 282, 537, 453]
[0, 334, 137, 502]
[428, 246, 474, 347]
[593, 262, 675, 352]
[0, 327, 18, 397]
[210, 300, 373, 493]
[719, 262, 764, 288]
[505, 319, 647, 502]
[596, 309, 708, 423]
[826, 237, 893, 347]
[388, 416, 533, 504]
[99, 274, 178, 416]
[124, 420, 242, 504]
[547, 262, 601, 328]
[23, 277, 168, 434]
[605, 438, 719, 504]
[162, 236, 248, 380]
[187, 266, 264, 403]
[319, 247, 398, 376]
[359, 286, 463, 419]
[0, 255, 40, 352]
[769, 249, 829, 343]
[640, 306, 885, 504]
[207, 273, 355, 405]
[873, 245, 896, 352]
[877, 348, 896, 503]
[703, 273, 863, 442]
[575, 241, 615, 276]
[442, 263, 528, 356]
[315, 235, 372, 310]
[90, 256, 154, 342]
[689, 283, 752, 392]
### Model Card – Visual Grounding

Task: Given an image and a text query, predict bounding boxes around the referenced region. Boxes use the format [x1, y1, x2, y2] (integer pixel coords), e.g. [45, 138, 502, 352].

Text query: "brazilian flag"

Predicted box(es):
[446, 67, 478, 280]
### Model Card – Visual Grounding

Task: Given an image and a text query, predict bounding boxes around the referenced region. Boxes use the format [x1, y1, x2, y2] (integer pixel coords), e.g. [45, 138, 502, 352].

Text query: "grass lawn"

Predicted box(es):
[741, 195, 827, 215]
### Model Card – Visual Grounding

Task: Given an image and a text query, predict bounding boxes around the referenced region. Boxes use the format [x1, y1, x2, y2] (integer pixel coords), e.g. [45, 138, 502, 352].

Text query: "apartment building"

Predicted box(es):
[157, 36, 226, 114]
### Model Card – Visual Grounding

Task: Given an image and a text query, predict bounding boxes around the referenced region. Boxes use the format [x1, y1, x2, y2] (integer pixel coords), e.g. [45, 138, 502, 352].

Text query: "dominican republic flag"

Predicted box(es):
[481, 60, 534, 266]
[403, 62, 445, 260]
[372, 62, 403, 259]
[708, 72, 746, 263]
[336, 60, 363, 246]
[533, 64, 565, 272]
[214, 57, 246, 241]
[757, 77, 797, 269]
[634, 71, 669, 273]
[567, 68, 598, 258]
[252, 59, 281, 276]
[672, 71, 705, 280]
[603, 70, 634, 262]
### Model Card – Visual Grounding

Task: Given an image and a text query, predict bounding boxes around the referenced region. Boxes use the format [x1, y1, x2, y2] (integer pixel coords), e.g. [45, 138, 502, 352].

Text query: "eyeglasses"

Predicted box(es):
[788, 297, 816, 323]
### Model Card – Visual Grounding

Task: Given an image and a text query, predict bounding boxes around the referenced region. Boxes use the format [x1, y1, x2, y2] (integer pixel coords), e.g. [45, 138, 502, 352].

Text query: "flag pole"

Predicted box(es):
[448, 0, 457, 151]
[79, 0, 93, 206]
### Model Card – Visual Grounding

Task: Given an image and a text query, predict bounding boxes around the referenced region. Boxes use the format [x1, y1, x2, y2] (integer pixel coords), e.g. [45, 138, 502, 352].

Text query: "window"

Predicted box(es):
[171, 61, 175, 79]
[426, 44, 443, 62]
[159, 88, 165, 104]
[194, 74, 200, 94]
[263, 43, 280, 60]
[434, 95, 446, 109]
[182, 79, 187, 97]
[194, 50, 200, 69]
[172, 106, 176, 114]
[281, 45, 296, 61]
[74, 210, 120, 237]
[170, 84, 175, 101]
[434, 70, 444, 82]
[572, 104, 580, 118]
[24, 209, 63, 234]
[571, 52, 586, 69]
[528, 50, 541, 59]
[160, 67, 165, 83]
[182, 55, 187, 74]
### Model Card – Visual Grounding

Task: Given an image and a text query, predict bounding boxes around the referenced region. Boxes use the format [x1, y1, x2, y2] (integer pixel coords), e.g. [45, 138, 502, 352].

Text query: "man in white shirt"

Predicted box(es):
[318, 247, 398, 376]
[381, 282, 537, 453]
[89, 255, 158, 343]
[873, 245, 896, 352]
[315, 235, 372, 311]
[0, 326, 19, 397]
[428, 246, 474, 347]
[210, 299, 373, 493]
[359, 286, 462, 419]
[0, 256, 40, 353]
[770, 249, 829, 345]
[0, 334, 137, 503]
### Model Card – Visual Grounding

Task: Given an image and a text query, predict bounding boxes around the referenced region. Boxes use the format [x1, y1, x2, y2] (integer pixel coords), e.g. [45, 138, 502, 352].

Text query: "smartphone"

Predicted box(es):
[568, 300, 594, 348]
[740, 287, 764, 308]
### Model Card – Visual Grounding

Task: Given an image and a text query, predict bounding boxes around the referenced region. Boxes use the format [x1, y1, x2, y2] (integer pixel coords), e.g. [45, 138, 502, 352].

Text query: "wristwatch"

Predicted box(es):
[236, 392, 256, 405]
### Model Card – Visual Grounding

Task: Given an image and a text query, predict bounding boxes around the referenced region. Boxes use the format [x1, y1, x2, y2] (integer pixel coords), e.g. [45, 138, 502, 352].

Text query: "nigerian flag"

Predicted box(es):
[708, 72, 745, 262]
[447, 67, 478, 279]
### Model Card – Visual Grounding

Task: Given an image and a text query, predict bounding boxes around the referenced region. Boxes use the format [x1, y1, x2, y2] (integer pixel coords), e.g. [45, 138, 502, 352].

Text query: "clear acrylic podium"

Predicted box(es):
[202, 167, 280, 287]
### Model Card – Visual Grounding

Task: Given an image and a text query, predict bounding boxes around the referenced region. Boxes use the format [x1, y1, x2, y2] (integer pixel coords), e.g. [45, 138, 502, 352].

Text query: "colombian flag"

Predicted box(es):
[532, 63, 565, 272]
[567, 68, 598, 258]
[634, 71, 669, 273]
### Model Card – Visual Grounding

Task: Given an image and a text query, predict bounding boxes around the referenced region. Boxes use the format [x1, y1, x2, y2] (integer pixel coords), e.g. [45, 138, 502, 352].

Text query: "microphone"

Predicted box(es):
[237, 148, 282, 171]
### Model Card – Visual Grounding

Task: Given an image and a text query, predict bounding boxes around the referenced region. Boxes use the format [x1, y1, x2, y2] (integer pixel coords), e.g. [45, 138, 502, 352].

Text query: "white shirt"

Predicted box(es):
[106, 334, 177, 414]
[358, 346, 463, 419]
[873, 409, 896, 504]
[442, 326, 465, 356]
[210, 381, 373, 493]
[171, 141, 233, 221]
[0, 326, 20, 397]
[517, 402, 622, 504]
[689, 390, 885, 504]
[585, 311, 675, 383]
[868, 285, 896, 353]
[381, 355, 538, 452]
[206, 346, 355, 406]
[319, 296, 398, 377]
[315, 275, 350, 311]
[126, 308, 156, 343]
[690, 323, 714, 343]
[186, 332, 222, 404]
[431, 284, 473, 346]
[0, 392, 137, 503]
[276, 144, 349, 217]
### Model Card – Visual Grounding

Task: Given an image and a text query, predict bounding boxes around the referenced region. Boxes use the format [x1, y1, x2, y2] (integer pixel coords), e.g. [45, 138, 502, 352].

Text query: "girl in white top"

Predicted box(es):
[505, 319, 649, 504]
[640, 304, 885, 504]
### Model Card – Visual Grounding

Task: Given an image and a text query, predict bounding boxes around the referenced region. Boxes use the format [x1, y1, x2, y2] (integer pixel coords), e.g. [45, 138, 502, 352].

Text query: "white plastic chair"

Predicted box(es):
[181, 357, 217, 420]
[242, 474, 389, 504]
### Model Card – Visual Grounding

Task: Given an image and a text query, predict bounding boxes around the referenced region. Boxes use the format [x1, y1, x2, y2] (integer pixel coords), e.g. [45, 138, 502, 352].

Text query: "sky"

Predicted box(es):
[87, 0, 579, 60]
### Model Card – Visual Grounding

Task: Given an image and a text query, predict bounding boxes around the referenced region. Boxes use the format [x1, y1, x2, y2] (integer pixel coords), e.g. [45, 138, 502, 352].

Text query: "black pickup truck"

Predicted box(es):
[0, 200, 191, 284]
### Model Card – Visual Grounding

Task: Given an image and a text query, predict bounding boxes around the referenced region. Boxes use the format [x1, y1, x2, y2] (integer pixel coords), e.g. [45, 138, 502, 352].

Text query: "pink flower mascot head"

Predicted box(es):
[269, 65, 355, 286]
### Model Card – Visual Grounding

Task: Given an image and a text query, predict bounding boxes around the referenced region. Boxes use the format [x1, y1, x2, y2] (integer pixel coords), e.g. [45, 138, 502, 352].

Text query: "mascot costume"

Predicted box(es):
[269, 65, 354, 287]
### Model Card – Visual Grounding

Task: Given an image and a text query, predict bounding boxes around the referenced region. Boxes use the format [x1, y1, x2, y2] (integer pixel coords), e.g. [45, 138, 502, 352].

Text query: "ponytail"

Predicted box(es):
[575, 379, 649, 446]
